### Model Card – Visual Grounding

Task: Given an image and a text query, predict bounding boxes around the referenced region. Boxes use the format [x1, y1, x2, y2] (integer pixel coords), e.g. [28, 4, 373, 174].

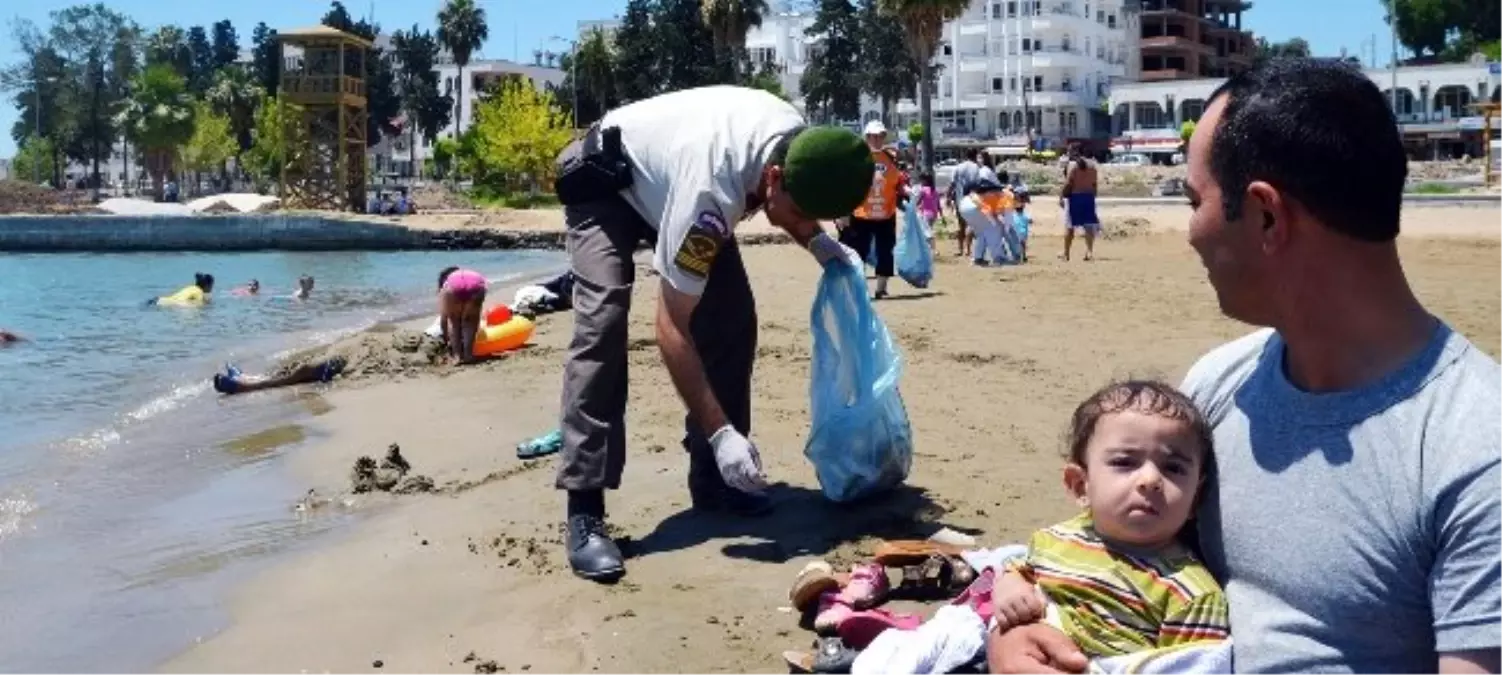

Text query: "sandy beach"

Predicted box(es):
[165, 204, 1500, 673]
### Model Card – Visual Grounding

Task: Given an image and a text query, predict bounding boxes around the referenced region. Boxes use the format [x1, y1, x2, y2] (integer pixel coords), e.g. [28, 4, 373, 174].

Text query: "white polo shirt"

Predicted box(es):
[601, 85, 806, 296]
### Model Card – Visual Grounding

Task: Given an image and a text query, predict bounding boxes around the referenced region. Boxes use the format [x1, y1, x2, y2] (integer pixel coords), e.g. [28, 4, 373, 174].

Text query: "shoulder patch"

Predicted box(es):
[672, 221, 724, 281]
[694, 209, 730, 238]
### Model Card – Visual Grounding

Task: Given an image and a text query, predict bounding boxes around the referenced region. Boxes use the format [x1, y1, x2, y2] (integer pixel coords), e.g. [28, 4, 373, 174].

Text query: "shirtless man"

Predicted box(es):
[1059, 146, 1100, 261]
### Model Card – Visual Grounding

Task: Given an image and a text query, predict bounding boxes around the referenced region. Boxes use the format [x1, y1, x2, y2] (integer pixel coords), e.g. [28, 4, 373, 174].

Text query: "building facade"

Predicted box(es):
[1108, 60, 1502, 159]
[1138, 0, 1254, 81]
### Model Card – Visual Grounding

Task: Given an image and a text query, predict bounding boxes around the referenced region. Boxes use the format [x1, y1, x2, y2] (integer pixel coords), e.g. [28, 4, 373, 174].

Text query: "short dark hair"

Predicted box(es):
[965, 147, 980, 161]
[1066, 380, 1213, 473]
[438, 266, 459, 289]
[768, 126, 806, 167]
[1207, 59, 1407, 242]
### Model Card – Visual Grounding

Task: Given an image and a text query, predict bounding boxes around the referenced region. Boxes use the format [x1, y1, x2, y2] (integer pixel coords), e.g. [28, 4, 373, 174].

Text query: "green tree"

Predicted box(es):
[146, 25, 192, 78]
[181, 100, 237, 191]
[1253, 37, 1311, 65]
[210, 20, 240, 71]
[747, 60, 787, 100]
[907, 122, 923, 144]
[859, 0, 918, 125]
[1389, 0, 1500, 60]
[42, 4, 138, 189]
[391, 24, 453, 175]
[2, 26, 69, 186]
[700, 0, 769, 82]
[467, 78, 573, 201]
[432, 136, 459, 179]
[655, 0, 719, 90]
[436, 0, 489, 136]
[613, 0, 659, 102]
[243, 93, 299, 190]
[250, 22, 280, 96]
[186, 26, 214, 93]
[11, 134, 55, 184]
[115, 64, 195, 200]
[802, 0, 862, 123]
[206, 66, 264, 155]
[878, 0, 969, 176]
[567, 28, 619, 125]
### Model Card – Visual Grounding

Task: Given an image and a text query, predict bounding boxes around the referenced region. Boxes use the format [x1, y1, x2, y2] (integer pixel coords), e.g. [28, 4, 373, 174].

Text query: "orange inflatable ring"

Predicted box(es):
[473, 315, 534, 358]
[484, 304, 512, 326]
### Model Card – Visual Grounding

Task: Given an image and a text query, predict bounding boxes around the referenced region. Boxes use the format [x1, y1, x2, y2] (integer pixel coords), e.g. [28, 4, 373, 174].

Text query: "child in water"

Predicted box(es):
[293, 275, 315, 300]
[231, 279, 261, 296]
[438, 266, 487, 364]
[991, 380, 1229, 659]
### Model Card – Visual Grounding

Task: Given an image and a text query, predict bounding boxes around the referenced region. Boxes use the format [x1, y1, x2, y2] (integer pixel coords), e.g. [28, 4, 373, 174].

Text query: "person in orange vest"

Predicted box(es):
[837, 120, 908, 299]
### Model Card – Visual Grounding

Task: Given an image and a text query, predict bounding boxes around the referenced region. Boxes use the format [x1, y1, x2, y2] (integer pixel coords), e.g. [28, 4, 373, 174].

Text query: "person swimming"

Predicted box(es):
[149, 273, 215, 306]
[293, 275, 314, 300]
[231, 279, 261, 296]
[0, 329, 24, 345]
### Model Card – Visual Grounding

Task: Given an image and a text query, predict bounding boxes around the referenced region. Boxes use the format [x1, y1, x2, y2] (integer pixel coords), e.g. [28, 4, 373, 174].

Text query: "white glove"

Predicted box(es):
[808, 232, 861, 269]
[708, 425, 768, 494]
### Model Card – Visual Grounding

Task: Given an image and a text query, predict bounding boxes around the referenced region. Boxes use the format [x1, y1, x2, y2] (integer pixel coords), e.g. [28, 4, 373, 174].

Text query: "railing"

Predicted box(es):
[280, 75, 367, 99]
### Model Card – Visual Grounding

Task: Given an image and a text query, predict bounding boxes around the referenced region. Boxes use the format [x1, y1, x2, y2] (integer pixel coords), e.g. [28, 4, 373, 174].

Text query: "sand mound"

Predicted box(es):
[0, 180, 101, 214]
[97, 197, 194, 216]
[281, 328, 448, 382]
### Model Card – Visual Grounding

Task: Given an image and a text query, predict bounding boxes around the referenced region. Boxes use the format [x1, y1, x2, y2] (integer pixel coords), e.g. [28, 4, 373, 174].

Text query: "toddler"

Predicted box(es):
[1012, 203, 1032, 263]
[992, 380, 1230, 658]
[438, 266, 488, 364]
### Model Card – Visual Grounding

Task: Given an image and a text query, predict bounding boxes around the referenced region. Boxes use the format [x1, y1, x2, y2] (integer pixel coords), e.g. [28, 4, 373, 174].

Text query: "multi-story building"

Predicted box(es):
[1138, 0, 1254, 81]
[1109, 59, 1502, 160]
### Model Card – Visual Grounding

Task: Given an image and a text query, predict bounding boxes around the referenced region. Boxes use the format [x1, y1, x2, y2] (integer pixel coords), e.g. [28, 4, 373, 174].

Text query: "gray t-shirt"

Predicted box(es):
[952, 160, 980, 198]
[1182, 324, 1500, 673]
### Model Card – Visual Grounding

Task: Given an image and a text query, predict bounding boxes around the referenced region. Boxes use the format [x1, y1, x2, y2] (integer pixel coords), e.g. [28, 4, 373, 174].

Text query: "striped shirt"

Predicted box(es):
[1012, 513, 1231, 658]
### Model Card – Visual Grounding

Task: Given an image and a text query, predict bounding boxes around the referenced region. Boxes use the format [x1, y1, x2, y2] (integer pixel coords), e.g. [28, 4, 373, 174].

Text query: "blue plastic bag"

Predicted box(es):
[804, 257, 915, 502]
[894, 200, 934, 288]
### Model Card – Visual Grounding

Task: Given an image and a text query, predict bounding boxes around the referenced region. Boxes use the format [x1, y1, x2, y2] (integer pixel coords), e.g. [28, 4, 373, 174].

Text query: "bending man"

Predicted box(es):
[552, 85, 873, 582]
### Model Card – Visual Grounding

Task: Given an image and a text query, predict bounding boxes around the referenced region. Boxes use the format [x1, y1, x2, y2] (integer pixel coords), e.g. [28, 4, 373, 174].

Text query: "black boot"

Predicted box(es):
[564, 492, 624, 582]
[687, 443, 773, 517]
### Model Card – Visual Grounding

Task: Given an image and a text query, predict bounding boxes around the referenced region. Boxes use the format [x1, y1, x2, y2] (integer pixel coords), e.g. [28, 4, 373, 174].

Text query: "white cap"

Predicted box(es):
[863, 120, 888, 137]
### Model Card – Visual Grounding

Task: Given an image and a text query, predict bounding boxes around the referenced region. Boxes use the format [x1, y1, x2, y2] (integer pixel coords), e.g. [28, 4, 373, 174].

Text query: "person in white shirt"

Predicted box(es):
[551, 85, 874, 582]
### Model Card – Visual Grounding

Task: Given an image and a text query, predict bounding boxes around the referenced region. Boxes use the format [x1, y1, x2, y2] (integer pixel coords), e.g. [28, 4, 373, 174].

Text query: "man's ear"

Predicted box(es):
[1246, 180, 1291, 253]
[1063, 463, 1089, 509]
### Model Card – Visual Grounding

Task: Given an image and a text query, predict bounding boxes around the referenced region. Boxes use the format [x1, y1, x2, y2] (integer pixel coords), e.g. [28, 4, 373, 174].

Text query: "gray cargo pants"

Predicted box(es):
[554, 164, 757, 493]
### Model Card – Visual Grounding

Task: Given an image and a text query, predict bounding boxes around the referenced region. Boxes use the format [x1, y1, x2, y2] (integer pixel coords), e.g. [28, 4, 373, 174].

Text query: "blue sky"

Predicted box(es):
[0, 0, 1398, 158]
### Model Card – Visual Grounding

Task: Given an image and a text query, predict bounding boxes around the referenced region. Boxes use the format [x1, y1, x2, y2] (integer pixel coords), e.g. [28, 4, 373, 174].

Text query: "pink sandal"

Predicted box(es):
[837, 562, 889, 609]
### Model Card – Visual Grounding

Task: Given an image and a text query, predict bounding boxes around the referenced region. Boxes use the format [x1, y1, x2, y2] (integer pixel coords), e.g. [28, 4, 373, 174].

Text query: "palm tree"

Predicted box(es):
[115, 64, 196, 201]
[700, 0, 769, 80]
[876, 0, 967, 177]
[206, 67, 266, 170]
[437, 0, 489, 136]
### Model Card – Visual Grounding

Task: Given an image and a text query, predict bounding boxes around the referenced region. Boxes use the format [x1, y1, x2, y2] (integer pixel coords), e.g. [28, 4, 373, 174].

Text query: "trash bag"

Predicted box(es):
[804, 256, 915, 503]
[894, 199, 934, 289]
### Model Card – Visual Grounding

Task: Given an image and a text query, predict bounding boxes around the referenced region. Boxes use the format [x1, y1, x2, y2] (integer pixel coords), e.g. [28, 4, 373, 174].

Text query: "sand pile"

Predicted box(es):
[1409, 159, 1486, 182]
[0, 180, 101, 215]
[409, 182, 475, 210]
[280, 328, 449, 382]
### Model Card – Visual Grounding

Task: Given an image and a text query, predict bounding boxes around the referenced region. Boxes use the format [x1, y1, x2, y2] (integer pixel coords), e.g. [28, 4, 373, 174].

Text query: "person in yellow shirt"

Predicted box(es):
[149, 273, 214, 307]
[837, 120, 907, 299]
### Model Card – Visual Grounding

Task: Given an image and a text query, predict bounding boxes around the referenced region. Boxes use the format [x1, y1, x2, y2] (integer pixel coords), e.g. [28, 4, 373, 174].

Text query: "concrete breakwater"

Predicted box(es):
[0, 213, 805, 252]
[0, 214, 569, 252]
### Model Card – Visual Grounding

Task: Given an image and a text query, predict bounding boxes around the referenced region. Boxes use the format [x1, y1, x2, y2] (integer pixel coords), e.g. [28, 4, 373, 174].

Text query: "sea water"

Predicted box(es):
[0, 248, 565, 671]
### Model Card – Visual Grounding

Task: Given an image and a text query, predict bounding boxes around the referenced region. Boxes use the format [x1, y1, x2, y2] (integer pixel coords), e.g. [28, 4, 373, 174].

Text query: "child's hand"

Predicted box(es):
[993, 571, 1047, 632]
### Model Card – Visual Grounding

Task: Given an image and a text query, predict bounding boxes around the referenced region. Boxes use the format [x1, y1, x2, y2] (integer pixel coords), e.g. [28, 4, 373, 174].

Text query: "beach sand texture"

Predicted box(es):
[166, 209, 1499, 674]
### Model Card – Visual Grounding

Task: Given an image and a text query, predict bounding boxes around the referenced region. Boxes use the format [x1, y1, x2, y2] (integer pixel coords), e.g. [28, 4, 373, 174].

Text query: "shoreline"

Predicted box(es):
[163, 214, 1499, 672]
[1, 197, 1497, 252]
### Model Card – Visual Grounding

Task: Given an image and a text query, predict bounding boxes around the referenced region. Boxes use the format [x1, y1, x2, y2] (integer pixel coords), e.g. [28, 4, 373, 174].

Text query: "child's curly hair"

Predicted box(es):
[1066, 379, 1214, 472]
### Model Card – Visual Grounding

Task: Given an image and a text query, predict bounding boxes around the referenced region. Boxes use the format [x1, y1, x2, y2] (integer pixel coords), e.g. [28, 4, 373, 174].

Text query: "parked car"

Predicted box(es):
[1109, 153, 1151, 167]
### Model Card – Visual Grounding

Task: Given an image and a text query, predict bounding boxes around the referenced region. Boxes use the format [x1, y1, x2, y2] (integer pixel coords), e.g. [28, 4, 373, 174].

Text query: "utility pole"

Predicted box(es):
[1388, 0, 1399, 117]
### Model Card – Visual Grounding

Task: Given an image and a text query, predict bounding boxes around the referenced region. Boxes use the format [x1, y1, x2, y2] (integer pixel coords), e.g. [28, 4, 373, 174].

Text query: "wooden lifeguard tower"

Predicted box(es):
[277, 26, 371, 211]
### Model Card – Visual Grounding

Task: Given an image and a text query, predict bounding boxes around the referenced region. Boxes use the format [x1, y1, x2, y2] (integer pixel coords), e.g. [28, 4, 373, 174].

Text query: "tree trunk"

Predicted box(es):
[918, 58, 934, 177]
[410, 124, 418, 180]
[454, 65, 465, 137]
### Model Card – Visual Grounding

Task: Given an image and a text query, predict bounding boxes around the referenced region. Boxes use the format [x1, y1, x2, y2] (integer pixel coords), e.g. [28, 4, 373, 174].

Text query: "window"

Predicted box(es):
[1084, 37, 1091, 56]
[1097, 10, 1105, 23]
[1021, 38, 1032, 52]
[1097, 45, 1105, 59]
[942, 42, 952, 56]
[992, 77, 1004, 92]
[1008, 37, 1019, 55]
[1062, 77, 1072, 91]
[1010, 76, 1018, 91]
[1058, 111, 1067, 131]
[1032, 0, 1041, 13]
[1061, 35, 1071, 51]
[1013, 111, 1023, 129]
[1107, 13, 1116, 28]
[1084, 2, 1090, 18]
[1006, 1, 1017, 16]
[998, 112, 1010, 131]
[1033, 75, 1043, 91]
[1067, 112, 1078, 133]
[991, 3, 1002, 18]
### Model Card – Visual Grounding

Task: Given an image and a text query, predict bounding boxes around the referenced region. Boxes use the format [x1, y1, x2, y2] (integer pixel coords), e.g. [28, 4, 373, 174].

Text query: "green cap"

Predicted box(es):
[781, 126, 873, 220]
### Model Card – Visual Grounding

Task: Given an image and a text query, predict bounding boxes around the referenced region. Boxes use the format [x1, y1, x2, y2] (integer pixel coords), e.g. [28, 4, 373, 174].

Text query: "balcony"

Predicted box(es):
[958, 52, 990, 72]
[1141, 35, 1213, 55]
[958, 20, 989, 36]
[1141, 68, 1192, 81]
[1028, 46, 1088, 68]
[280, 74, 367, 104]
[1027, 89, 1087, 107]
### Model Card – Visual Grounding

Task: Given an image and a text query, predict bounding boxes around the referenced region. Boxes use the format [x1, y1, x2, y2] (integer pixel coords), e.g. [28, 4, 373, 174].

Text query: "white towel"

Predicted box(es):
[1089, 640, 1234, 674]
[851, 605, 988, 675]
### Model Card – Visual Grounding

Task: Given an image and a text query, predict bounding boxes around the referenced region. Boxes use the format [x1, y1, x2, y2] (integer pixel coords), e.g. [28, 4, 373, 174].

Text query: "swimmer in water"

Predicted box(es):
[293, 275, 315, 300]
[149, 273, 215, 306]
[0, 329, 24, 345]
[438, 266, 487, 364]
[232, 279, 261, 296]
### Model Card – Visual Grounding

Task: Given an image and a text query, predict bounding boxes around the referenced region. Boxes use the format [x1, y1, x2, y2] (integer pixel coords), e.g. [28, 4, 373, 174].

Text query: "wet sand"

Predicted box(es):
[165, 207, 1500, 673]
